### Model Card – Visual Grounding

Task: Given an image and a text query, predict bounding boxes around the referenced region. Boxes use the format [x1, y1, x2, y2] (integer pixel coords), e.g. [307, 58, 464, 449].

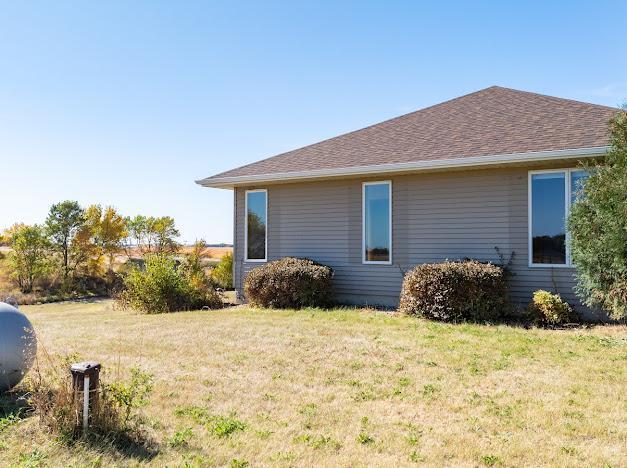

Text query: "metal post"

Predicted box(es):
[83, 375, 90, 433]
[70, 361, 101, 436]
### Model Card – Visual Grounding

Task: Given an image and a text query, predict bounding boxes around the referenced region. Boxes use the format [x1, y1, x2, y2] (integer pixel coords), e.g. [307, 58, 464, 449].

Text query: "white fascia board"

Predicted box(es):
[196, 146, 609, 189]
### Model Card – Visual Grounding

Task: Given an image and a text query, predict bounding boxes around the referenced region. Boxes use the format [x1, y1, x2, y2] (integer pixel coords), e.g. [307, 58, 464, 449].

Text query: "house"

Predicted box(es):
[197, 86, 617, 319]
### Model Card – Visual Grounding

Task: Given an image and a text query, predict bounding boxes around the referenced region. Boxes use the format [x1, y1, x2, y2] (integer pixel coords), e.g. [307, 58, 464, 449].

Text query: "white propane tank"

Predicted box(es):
[0, 301, 37, 392]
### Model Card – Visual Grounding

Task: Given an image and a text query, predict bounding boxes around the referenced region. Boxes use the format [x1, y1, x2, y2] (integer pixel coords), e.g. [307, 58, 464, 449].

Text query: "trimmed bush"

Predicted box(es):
[244, 257, 334, 309]
[399, 260, 508, 322]
[528, 290, 576, 325]
[117, 254, 222, 313]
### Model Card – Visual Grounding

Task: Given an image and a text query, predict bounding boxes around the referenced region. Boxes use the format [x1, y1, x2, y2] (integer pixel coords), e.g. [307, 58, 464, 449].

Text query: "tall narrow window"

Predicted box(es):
[531, 172, 566, 265]
[529, 169, 589, 267]
[363, 181, 391, 264]
[245, 190, 267, 261]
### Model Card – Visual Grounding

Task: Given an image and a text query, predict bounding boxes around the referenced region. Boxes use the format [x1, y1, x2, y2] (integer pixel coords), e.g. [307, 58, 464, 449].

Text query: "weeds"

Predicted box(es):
[26, 346, 154, 449]
[0, 413, 20, 433]
[174, 406, 246, 438]
[168, 428, 193, 448]
[481, 454, 502, 466]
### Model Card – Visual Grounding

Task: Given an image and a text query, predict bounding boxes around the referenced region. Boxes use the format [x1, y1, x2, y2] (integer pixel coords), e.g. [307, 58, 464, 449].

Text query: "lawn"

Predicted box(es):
[1, 300, 625, 467]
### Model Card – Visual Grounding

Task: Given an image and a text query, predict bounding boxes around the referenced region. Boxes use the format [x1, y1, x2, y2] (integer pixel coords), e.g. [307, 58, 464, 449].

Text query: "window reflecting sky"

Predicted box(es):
[532, 173, 565, 238]
[364, 183, 390, 261]
[532, 172, 565, 264]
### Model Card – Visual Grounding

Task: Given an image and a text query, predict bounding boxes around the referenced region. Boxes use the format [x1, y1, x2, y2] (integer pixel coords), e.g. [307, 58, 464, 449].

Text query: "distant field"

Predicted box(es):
[180, 246, 232, 260]
[123, 245, 232, 261]
[1, 300, 625, 467]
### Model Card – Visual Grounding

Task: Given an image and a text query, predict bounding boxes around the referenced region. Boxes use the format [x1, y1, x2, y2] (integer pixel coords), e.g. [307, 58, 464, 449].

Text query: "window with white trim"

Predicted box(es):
[363, 181, 392, 264]
[245, 189, 267, 261]
[529, 169, 589, 267]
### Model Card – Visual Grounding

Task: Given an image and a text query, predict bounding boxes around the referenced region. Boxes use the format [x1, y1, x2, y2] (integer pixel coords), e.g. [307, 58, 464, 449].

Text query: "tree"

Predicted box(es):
[568, 109, 627, 320]
[8, 225, 51, 293]
[45, 201, 85, 279]
[1, 223, 27, 245]
[93, 206, 127, 270]
[71, 205, 103, 276]
[184, 240, 209, 280]
[124, 215, 179, 256]
[149, 216, 180, 254]
[125, 215, 150, 255]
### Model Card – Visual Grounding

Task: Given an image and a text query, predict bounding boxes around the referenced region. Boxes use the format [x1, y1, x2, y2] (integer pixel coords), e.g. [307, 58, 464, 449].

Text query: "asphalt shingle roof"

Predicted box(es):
[200, 86, 616, 183]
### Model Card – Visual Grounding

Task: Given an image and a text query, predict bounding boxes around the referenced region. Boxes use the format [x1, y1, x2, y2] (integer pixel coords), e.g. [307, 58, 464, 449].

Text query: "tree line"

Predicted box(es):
[1, 200, 181, 293]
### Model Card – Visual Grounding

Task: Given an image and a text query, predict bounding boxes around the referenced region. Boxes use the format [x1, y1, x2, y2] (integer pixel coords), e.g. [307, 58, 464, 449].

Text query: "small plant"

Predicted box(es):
[421, 384, 439, 397]
[299, 403, 317, 418]
[357, 431, 375, 444]
[244, 257, 334, 309]
[399, 260, 508, 322]
[528, 290, 576, 325]
[409, 451, 426, 462]
[18, 450, 47, 466]
[174, 406, 246, 438]
[398, 377, 411, 387]
[210, 414, 246, 437]
[174, 405, 210, 423]
[105, 367, 155, 427]
[230, 459, 249, 468]
[0, 413, 20, 433]
[481, 454, 502, 466]
[169, 427, 194, 448]
[295, 433, 342, 450]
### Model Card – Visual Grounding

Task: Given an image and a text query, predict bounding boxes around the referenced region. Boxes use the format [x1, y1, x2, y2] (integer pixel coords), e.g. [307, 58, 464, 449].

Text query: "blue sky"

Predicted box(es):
[1, 1, 626, 243]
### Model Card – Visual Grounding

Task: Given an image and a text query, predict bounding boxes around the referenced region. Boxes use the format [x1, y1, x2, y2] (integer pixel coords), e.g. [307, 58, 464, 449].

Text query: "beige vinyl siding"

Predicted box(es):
[233, 165, 600, 319]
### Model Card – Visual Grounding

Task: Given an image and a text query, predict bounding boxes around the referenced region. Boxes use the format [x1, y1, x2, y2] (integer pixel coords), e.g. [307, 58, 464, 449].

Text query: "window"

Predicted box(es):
[528, 169, 589, 267]
[245, 189, 267, 261]
[363, 181, 392, 264]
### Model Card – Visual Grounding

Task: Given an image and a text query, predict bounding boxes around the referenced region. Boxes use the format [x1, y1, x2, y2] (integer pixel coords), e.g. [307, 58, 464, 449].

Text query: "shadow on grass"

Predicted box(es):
[79, 430, 159, 462]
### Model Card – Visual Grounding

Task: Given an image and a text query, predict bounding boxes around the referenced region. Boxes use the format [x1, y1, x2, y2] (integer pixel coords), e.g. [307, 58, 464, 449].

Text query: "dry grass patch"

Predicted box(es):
[0, 300, 625, 467]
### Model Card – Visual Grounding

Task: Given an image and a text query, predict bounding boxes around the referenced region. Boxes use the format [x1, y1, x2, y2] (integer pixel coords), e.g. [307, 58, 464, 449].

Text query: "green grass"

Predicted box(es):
[0, 299, 625, 466]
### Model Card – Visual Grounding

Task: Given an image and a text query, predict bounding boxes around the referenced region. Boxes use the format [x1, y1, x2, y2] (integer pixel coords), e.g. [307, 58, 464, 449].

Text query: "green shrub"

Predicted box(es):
[568, 110, 627, 320]
[243, 257, 334, 309]
[528, 290, 576, 325]
[399, 260, 508, 322]
[212, 252, 233, 289]
[117, 254, 222, 313]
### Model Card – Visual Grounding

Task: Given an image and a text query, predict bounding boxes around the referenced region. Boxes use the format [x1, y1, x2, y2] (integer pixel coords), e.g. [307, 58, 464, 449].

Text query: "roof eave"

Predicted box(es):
[196, 146, 609, 189]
